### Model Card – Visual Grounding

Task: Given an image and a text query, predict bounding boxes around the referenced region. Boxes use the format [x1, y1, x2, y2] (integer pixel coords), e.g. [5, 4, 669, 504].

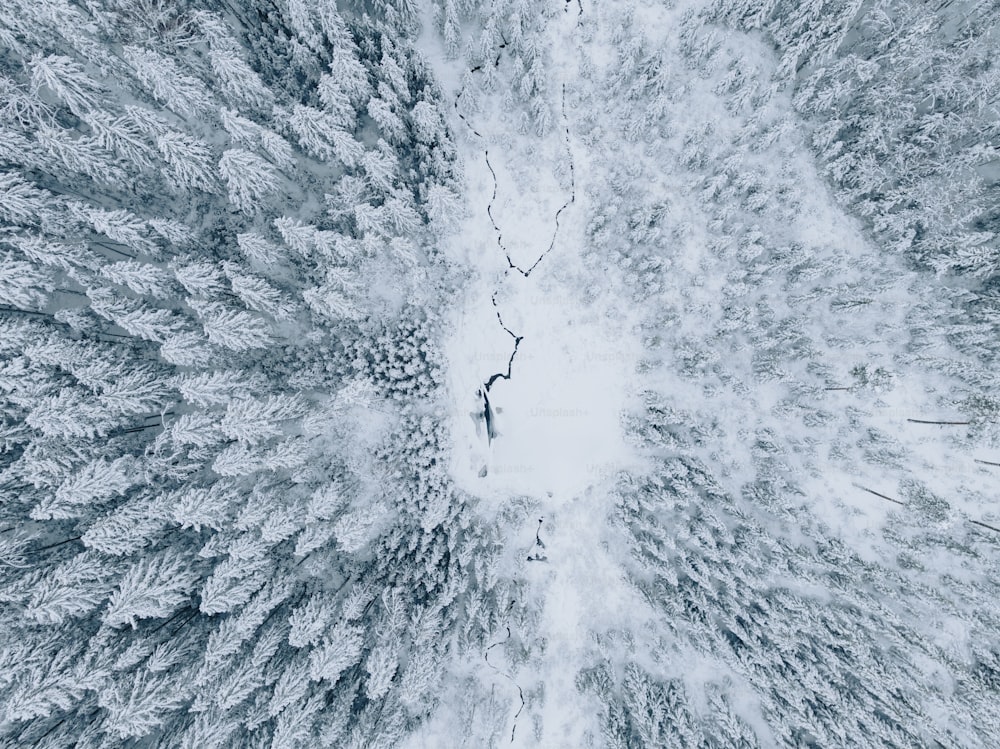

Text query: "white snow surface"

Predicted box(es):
[430, 9, 646, 503]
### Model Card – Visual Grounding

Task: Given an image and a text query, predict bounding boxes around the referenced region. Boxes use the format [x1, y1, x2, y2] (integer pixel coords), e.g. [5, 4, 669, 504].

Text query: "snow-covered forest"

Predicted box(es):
[0, 0, 998, 746]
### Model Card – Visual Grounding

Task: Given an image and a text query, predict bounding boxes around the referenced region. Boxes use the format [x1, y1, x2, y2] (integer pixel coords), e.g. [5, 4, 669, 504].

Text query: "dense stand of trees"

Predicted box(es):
[709, 0, 1000, 370]
[0, 1, 525, 746]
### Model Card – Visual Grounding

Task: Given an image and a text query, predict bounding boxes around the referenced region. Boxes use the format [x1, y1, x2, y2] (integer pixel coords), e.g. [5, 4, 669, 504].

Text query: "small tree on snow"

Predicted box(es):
[85, 207, 157, 256]
[123, 45, 212, 118]
[36, 126, 127, 188]
[0, 172, 50, 225]
[0, 74, 53, 128]
[163, 412, 224, 449]
[24, 552, 116, 624]
[209, 49, 272, 111]
[0, 252, 54, 308]
[360, 143, 397, 194]
[365, 637, 399, 701]
[25, 386, 117, 441]
[236, 232, 286, 267]
[157, 131, 217, 193]
[97, 366, 171, 416]
[159, 331, 215, 367]
[198, 557, 268, 615]
[48, 456, 136, 518]
[367, 95, 407, 143]
[218, 148, 280, 214]
[172, 260, 227, 297]
[219, 393, 308, 445]
[223, 261, 296, 319]
[318, 74, 356, 129]
[173, 369, 265, 407]
[81, 495, 169, 557]
[273, 216, 317, 257]
[308, 621, 364, 683]
[425, 183, 462, 231]
[99, 669, 189, 740]
[10, 234, 94, 272]
[219, 107, 260, 145]
[187, 299, 275, 352]
[259, 128, 295, 170]
[87, 288, 185, 343]
[329, 46, 372, 106]
[84, 110, 157, 170]
[287, 104, 340, 162]
[103, 548, 199, 628]
[411, 100, 444, 143]
[29, 54, 102, 115]
[100, 259, 174, 299]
